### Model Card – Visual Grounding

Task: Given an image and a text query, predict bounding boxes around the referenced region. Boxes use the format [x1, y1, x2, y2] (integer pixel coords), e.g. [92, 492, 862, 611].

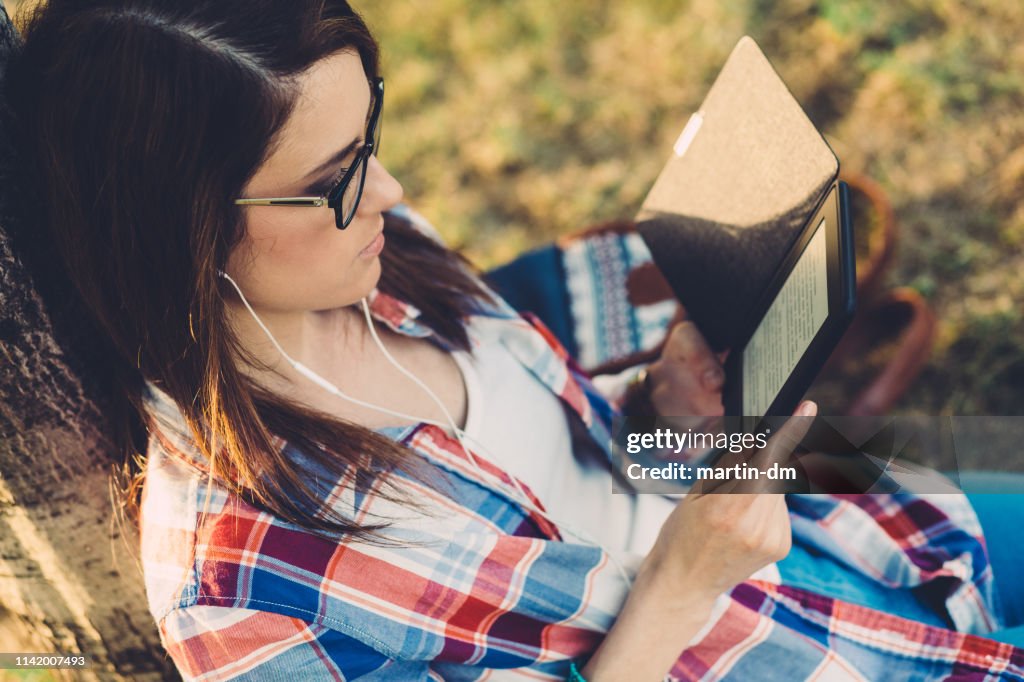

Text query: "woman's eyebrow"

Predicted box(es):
[301, 136, 361, 182]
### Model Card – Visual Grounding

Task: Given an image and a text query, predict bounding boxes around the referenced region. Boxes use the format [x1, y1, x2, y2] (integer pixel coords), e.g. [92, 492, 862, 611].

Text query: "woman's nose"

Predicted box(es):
[359, 156, 404, 216]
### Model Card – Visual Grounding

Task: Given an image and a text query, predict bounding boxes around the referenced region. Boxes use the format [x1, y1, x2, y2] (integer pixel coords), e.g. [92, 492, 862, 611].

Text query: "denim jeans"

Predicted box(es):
[777, 472, 1024, 646]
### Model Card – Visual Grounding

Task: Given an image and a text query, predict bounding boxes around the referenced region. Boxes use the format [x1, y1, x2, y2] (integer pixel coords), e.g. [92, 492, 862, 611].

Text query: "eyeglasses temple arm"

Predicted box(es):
[234, 197, 326, 207]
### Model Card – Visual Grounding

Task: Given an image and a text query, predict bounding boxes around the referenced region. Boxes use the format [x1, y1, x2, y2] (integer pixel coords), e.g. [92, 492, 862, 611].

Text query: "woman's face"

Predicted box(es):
[225, 50, 403, 313]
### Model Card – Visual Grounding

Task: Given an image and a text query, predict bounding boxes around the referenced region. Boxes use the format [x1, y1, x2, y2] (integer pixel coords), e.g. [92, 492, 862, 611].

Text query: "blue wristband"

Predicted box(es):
[568, 661, 587, 681]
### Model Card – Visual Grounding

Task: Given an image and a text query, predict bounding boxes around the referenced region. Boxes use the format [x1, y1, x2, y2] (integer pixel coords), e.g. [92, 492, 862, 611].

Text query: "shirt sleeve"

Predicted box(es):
[159, 605, 432, 681]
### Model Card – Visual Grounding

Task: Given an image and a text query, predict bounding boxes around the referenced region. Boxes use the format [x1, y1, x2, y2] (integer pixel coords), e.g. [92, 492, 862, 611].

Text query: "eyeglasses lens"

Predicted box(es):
[335, 80, 383, 230]
[338, 156, 369, 229]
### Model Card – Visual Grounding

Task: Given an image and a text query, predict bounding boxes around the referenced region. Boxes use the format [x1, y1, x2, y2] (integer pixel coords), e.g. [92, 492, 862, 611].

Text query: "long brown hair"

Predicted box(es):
[5, 0, 490, 540]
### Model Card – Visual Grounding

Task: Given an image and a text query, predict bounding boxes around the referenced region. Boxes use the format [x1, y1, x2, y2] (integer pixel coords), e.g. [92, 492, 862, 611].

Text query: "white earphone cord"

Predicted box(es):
[218, 271, 633, 587]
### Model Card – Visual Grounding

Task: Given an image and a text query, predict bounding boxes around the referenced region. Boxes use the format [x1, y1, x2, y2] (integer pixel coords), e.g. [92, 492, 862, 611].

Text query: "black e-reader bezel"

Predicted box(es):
[721, 180, 856, 428]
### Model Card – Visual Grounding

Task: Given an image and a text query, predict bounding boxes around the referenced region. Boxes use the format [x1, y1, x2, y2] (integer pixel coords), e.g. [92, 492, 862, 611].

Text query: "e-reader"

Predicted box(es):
[636, 36, 856, 422]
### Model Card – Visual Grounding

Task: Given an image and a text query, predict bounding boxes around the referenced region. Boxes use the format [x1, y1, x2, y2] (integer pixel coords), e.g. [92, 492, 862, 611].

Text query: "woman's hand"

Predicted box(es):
[639, 400, 815, 601]
[581, 401, 817, 681]
[646, 321, 726, 419]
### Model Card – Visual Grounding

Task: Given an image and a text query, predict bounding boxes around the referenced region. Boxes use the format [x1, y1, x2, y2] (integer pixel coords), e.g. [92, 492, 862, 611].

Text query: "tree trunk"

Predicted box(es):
[0, 186, 177, 682]
[0, 3, 175, 678]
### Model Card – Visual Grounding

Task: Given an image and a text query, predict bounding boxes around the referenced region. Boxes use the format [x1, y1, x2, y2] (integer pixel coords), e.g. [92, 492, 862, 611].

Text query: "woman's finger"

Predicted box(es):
[753, 401, 816, 467]
[702, 402, 816, 494]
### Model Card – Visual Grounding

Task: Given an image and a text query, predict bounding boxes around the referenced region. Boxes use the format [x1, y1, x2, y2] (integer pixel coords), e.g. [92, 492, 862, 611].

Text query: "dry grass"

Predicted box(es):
[7, 0, 1023, 415]
[357, 0, 1024, 416]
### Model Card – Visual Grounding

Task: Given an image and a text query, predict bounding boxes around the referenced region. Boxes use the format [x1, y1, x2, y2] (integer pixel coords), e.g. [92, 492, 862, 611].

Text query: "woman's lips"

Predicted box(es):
[360, 231, 385, 258]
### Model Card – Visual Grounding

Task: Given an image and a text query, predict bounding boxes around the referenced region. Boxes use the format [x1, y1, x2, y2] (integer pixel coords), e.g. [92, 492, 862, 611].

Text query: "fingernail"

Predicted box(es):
[798, 401, 817, 417]
[702, 368, 724, 390]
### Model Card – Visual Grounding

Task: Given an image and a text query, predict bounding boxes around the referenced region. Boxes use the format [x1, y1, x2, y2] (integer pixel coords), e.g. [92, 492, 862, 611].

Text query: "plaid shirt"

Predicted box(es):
[141, 208, 1024, 680]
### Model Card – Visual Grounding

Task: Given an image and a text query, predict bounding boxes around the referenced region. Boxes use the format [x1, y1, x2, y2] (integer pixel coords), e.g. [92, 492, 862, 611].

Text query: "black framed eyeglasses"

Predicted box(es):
[235, 77, 384, 230]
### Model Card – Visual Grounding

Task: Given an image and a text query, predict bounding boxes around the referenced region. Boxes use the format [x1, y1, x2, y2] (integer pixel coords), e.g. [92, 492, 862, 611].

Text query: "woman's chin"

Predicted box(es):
[316, 258, 383, 311]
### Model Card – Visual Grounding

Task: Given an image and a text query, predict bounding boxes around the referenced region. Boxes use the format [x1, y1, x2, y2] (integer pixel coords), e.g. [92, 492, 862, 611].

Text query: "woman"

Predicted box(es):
[5, 1, 1024, 679]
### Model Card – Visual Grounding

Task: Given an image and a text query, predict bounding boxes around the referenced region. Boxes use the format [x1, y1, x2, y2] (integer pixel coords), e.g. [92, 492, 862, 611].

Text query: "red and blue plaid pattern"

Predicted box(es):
[141, 208, 1024, 680]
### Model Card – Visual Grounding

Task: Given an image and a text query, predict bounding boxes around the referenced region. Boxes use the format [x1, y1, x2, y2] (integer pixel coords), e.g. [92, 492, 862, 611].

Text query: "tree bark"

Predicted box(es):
[0, 182, 177, 682]
[0, 3, 175, 678]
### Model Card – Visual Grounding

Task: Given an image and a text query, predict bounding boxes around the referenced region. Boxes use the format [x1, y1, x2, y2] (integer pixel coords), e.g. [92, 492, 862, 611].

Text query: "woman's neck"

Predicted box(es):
[222, 295, 468, 430]
[224, 298, 369, 386]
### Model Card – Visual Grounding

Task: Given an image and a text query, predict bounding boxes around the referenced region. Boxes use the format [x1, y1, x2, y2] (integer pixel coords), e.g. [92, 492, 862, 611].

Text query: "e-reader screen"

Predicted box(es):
[741, 217, 829, 416]
[722, 180, 856, 421]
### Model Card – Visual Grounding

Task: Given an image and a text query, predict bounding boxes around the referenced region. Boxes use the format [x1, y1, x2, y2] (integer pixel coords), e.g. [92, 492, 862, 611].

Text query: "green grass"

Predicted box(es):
[8, 0, 1024, 415]
[0, 672, 61, 682]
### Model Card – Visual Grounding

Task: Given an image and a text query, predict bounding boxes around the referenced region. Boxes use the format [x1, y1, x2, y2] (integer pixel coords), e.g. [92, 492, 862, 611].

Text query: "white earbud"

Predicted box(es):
[217, 269, 634, 587]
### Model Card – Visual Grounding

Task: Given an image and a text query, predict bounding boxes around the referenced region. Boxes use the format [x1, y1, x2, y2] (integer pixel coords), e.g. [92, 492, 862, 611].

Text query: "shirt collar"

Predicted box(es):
[366, 288, 434, 338]
[143, 382, 215, 473]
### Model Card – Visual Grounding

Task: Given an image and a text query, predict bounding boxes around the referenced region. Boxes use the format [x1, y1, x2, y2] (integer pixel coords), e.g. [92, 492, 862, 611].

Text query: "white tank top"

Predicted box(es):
[449, 335, 675, 559]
